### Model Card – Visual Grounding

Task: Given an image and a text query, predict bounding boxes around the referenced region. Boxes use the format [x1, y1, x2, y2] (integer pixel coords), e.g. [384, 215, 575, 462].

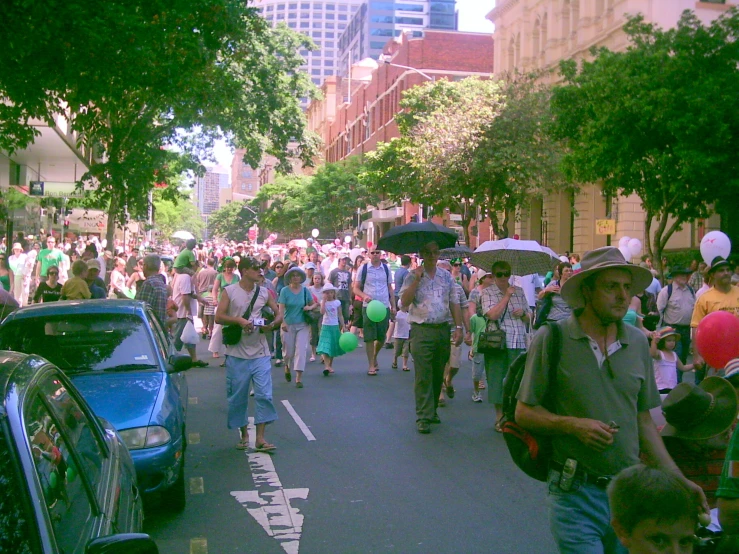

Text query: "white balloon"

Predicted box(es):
[311, 228, 320, 238]
[701, 231, 732, 265]
[627, 238, 642, 258]
[618, 245, 632, 261]
[618, 236, 631, 249]
[344, 235, 352, 244]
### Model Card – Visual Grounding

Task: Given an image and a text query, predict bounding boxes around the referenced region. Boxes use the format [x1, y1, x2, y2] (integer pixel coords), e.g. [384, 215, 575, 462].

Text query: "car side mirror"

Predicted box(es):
[87, 533, 159, 554]
[167, 354, 193, 373]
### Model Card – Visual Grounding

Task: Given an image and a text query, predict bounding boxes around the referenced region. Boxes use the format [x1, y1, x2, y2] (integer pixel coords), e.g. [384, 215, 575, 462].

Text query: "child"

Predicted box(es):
[392, 302, 410, 371]
[469, 312, 486, 402]
[316, 283, 345, 376]
[608, 464, 699, 553]
[173, 238, 197, 276]
[60, 260, 91, 300]
[651, 327, 694, 394]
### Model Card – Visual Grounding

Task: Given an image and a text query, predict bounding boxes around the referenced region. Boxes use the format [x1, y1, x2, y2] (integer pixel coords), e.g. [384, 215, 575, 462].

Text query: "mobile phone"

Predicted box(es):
[559, 458, 578, 491]
[252, 317, 265, 327]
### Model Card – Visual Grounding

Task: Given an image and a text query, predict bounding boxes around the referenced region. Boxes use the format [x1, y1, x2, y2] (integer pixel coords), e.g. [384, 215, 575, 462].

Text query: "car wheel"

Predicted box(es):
[161, 457, 186, 512]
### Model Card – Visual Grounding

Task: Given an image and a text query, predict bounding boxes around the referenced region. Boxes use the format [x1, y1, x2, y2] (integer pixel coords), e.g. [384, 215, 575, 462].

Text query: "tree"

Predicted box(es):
[550, 10, 739, 276]
[362, 76, 567, 242]
[152, 190, 204, 241]
[0, 2, 319, 246]
[301, 158, 376, 238]
[253, 176, 312, 239]
[207, 201, 258, 242]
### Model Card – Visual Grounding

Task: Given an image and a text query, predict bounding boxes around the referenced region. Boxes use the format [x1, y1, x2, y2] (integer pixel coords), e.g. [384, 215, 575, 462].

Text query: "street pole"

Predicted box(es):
[147, 190, 153, 244]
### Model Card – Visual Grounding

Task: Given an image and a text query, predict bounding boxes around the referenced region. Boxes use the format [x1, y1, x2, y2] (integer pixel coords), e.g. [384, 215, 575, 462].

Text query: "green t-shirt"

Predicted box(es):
[470, 314, 486, 354]
[174, 248, 196, 269]
[38, 248, 64, 277]
[717, 425, 739, 499]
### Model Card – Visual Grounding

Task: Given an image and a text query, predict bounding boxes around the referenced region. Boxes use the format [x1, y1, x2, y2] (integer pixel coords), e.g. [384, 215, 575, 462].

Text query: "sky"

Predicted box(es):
[212, 0, 495, 170]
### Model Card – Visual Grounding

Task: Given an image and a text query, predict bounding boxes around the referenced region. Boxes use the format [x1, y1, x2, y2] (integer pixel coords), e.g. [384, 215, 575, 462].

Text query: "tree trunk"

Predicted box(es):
[106, 193, 118, 250]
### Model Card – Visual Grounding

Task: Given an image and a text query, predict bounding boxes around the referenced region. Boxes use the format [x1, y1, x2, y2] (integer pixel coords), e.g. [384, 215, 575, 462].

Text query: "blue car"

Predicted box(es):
[0, 350, 158, 553]
[0, 300, 192, 511]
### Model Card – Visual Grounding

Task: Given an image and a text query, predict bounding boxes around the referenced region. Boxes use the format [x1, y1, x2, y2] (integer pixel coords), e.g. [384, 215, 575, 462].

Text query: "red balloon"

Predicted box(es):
[695, 311, 739, 369]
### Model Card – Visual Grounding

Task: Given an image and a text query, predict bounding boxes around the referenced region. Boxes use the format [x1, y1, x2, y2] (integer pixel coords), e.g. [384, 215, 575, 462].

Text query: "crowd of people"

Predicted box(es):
[6, 228, 739, 553]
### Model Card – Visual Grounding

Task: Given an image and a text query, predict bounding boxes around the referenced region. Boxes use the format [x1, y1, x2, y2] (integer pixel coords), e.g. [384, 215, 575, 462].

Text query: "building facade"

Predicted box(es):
[488, 0, 734, 255]
[230, 151, 261, 201]
[307, 29, 494, 247]
[195, 167, 229, 216]
[338, 0, 458, 78]
[254, 0, 364, 99]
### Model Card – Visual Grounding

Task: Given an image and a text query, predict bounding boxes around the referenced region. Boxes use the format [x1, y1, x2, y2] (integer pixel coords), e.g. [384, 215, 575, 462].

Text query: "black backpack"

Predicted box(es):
[500, 321, 562, 482]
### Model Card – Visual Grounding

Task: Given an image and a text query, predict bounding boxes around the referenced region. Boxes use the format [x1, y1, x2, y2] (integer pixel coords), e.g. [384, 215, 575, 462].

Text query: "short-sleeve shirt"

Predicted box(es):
[322, 299, 341, 326]
[279, 286, 311, 325]
[33, 282, 62, 303]
[393, 267, 409, 299]
[328, 268, 352, 302]
[172, 273, 197, 319]
[195, 267, 218, 294]
[691, 287, 739, 327]
[657, 284, 695, 327]
[480, 284, 530, 350]
[400, 267, 458, 325]
[135, 274, 168, 326]
[60, 277, 91, 300]
[174, 248, 196, 269]
[38, 248, 64, 277]
[447, 282, 468, 324]
[361, 263, 392, 308]
[223, 284, 271, 360]
[517, 316, 661, 476]
[469, 314, 486, 354]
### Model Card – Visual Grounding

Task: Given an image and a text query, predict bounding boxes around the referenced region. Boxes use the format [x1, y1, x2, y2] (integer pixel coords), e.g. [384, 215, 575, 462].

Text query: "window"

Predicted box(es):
[324, 69, 334, 75]
[370, 41, 386, 49]
[247, 184, 253, 191]
[0, 314, 159, 372]
[288, 21, 296, 27]
[0, 424, 34, 552]
[301, 2, 310, 8]
[289, 3, 297, 8]
[430, 14, 455, 28]
[325, 41, 334, 47]
[396, 16, 423, 25]
[371, 28, 394, 36]
[312, 69, 321, 75]
[313, 21, 321, 27]
[312, 31, 322, 37]
[311, 57, 321, 64]
[301, 12, 309, 18]
[312, 77, 321, 84]
[266, 5, 273, 11]
[326, 31, 335, 37]
[325, 59, 334, 66]
[338, 13, 347, 20]
[300, 48, 309, 55]
[288, 12, 297, 18]
[276, 12, 285, 19]
[326, 3, 335, 9]
[300, 21, 309, 28]
[241, 184, 246, 191]
[277, 4, 285, 10]
[430, 2, 456, 13]
[25, 374, 106, 553]
[326, 22, 334, 28]
[337, 24, 345, 30]
[325, 12, 335, 19]
[371, 15, 394, 24]
[339, 4, 347, 11]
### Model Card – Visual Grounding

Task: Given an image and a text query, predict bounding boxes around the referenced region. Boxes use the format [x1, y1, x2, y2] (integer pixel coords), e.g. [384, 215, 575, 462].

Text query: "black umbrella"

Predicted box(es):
[439, 245, 473, 260]
[377, 221, 458, 255]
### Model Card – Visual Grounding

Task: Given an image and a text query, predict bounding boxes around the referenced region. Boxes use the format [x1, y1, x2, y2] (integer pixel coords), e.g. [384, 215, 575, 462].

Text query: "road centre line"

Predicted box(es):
[281, 400, 316, 441]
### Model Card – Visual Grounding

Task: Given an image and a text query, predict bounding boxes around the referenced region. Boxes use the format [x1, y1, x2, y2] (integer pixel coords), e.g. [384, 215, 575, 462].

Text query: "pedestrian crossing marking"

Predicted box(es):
[189, 432, 200, 445]
[190, 477, 205, 495]
[190, 538, 208, 554]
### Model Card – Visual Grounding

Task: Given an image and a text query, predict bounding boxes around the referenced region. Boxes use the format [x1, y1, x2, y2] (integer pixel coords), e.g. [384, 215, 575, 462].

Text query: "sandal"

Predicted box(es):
[495, 421, 503, 433]
[253, 442, 276, 452]
[323, 369, 330, 377]
[285, 371, 291, 382]
[446, 383, 455, 399]
[296, 382, 304, 388]
[236, 434, 249, 450]
[402, 367, 410, 371]
[391, 362, 398, 369]
[367, 369, 378, 376]
[438, 398, 446, 407]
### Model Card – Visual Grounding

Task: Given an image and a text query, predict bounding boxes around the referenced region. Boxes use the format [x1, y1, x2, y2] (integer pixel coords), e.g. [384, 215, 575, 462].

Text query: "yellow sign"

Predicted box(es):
[596, 219, 616, 235]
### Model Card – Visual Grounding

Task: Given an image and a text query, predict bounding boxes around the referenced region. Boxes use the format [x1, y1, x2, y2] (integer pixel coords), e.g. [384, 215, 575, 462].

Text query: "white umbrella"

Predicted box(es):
[471, 239, 559, 275]
[172, 230, 195, 241]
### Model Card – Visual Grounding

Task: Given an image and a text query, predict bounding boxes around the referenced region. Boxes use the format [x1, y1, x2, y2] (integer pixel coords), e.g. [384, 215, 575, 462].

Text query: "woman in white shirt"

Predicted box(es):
[8, 243, 27, 305]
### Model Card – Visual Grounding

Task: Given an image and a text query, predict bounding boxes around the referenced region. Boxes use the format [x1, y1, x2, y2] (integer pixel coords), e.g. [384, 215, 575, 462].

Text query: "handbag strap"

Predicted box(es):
[543, 321, 562, 413]
[243, 285, 260, 320]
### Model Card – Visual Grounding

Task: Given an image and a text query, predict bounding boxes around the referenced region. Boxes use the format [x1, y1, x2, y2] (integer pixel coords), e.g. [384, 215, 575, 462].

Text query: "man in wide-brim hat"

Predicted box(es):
[516, 246, 708, 552]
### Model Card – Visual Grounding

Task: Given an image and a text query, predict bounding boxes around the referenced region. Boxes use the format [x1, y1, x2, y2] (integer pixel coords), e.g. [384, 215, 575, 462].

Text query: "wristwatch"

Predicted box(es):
[455, 326, 463, 330]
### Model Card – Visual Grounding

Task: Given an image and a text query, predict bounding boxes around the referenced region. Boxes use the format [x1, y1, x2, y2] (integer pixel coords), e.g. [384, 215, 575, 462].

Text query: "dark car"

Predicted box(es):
[0, 300, 192, 511]
[0, 351, 158, 553]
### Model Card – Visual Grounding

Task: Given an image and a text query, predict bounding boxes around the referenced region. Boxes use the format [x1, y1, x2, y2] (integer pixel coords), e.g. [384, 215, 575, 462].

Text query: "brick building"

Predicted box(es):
[307, 29, 495, 247]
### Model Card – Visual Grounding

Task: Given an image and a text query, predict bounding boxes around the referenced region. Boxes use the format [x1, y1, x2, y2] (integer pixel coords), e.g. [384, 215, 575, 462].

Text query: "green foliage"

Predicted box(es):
[550, 10, 739, 276]
[253, 159, 377, 240]
[0, 2, 319, 244]
[152, 189, 204, 242]
[207, 201, 258, 242]
[362, 76, 566, 241]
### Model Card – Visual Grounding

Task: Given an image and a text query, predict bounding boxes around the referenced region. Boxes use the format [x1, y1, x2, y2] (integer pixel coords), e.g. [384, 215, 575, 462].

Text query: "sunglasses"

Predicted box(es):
[495, 271, 511, 278]
[452, 263, 461, 267]
[48, 271, 59, 276]
[370, 250, 381, 255]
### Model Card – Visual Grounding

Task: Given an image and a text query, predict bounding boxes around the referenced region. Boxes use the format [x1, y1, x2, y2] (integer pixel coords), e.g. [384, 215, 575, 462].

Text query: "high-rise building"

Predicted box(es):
[230, 150, 261, 202]
[254, 0, 364, 102]
[195, 167, 229, 216]
[338, 0, 457, 76]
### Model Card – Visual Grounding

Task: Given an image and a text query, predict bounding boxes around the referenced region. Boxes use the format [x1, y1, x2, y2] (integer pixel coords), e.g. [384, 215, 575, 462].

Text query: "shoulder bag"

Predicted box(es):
[222, 285, 261, 346]
[303, 287, 321, 324]
[477, 305, 508, 354]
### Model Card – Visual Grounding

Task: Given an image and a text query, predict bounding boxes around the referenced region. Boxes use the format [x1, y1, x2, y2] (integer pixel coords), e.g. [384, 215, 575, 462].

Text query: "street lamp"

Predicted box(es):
[377, 54, 435, 82]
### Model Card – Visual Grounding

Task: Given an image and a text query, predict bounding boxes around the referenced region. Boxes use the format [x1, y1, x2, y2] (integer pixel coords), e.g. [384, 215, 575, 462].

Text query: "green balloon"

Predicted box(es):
[49, 471, 58, 489]
[338, 332, 359, 353]
[66, 465, 77, 482]
[366, 300, 387, 323]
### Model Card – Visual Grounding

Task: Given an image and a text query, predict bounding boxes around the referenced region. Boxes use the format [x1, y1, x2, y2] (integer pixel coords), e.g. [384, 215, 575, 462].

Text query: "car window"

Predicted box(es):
[25, 389, 96, 553]
[0, 423, 35, 554]
[0, 313, 159, 372]
[147, 308, 171, 360]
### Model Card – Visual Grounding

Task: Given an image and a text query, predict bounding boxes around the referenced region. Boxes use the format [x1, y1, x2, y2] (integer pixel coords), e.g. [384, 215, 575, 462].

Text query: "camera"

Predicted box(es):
[252, 317, 266, 327]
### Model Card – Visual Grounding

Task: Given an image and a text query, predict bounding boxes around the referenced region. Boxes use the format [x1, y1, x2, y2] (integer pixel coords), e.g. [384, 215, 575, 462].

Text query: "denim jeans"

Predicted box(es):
[547, 469, 626, 554]
[225, 355, 278, 429]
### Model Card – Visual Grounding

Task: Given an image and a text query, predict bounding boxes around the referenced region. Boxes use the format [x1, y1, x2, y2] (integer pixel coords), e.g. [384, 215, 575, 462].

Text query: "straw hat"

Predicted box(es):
[322, 283, 337, 292]
[660, 377, 738, 440]
[560, 247, 653, 309]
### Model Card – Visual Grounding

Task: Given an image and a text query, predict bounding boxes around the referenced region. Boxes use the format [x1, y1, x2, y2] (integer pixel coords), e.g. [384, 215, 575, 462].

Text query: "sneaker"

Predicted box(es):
[472, 393, 483, 403]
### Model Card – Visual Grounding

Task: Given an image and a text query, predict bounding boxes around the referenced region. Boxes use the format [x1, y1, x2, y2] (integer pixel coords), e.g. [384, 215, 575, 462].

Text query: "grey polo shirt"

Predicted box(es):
[517, 315, 660, 477]
[656, 284, 695, 326]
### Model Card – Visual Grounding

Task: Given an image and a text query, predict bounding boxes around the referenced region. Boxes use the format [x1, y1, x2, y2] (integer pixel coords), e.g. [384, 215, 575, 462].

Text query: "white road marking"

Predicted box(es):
[188, 397, 198, 405]
[190, 537, 208, 554]
[232, 417, 309, 554]
[189, 432, 200, 445]
[281, 400, 316, 441]
[190, 477, 204, 495]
